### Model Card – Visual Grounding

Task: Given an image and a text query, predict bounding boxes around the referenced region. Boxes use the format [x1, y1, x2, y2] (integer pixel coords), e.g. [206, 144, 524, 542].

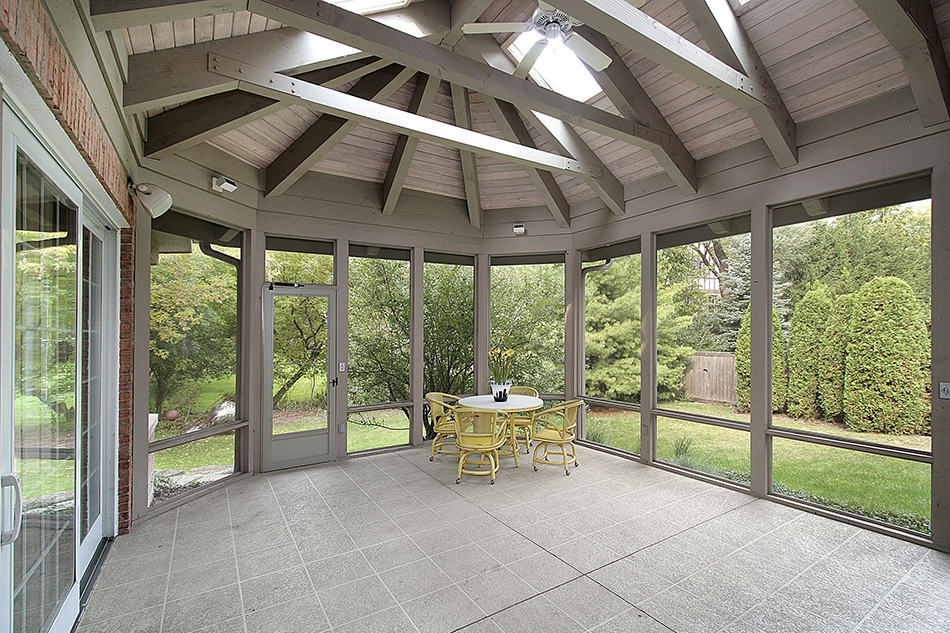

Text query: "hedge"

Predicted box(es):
[787, 284, 831, 418]
[844, 277, 930, 434]
[735, 307, 787, 413]
[817, 293, 855, 420]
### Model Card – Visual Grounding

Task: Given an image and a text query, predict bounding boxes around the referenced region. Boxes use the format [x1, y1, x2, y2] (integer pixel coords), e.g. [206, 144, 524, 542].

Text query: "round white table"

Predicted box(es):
[457, 395, 544, 467]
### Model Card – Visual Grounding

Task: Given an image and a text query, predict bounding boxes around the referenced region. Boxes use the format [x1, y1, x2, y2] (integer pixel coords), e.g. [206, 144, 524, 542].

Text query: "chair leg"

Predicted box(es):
[490, 450, 497, 484]
[532, 442, 542, 471]
[561, 444, 570, 475]
[456, 450, 467, 484]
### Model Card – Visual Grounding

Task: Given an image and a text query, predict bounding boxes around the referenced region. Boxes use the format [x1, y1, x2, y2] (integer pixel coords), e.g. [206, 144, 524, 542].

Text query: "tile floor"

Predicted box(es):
[78, 445, 950, 633]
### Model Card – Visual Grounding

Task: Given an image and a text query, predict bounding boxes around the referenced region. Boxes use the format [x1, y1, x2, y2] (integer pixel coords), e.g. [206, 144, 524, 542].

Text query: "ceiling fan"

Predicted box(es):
[461, 1, 612, 74]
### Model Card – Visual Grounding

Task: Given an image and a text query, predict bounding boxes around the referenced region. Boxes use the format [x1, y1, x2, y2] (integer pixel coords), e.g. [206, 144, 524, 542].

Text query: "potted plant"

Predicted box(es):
[489, 348, 514, 402]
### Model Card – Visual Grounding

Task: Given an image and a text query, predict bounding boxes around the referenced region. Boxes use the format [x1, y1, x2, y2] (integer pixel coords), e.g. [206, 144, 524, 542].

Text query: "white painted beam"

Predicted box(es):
[547, 0, 774, 110]
[264, 65, 417, 197]
[484, 96, 571, 227]
[90, 0, 248, 30]
[679, 0, 797, 167]
[449, 83, 482, 229]
[442, 0, 496, 48]
[853, 0, 950, 125]
[247, 0, 673, 152]
[382, 74, 440, 215]
[572, 25, 697, 193]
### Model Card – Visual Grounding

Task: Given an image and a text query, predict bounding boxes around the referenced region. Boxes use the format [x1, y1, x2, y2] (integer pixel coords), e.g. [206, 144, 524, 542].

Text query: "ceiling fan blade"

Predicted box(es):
[513, 38, 548, 79]
[563, 33, 612, 72]
[461, 22, 534, 35]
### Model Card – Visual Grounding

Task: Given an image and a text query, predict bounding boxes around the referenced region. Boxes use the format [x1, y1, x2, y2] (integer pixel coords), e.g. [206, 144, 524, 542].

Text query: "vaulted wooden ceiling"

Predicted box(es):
[95, 0, 950, 227]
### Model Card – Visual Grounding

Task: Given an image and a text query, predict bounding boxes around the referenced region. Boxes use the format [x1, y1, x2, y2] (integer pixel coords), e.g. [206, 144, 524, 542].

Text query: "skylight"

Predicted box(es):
[326, 0, 411, 15]
[507, 31, 603, 102]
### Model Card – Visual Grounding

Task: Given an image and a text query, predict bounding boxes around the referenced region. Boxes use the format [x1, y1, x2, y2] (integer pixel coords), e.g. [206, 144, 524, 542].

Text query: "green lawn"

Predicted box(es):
[586, 402, 931, 533]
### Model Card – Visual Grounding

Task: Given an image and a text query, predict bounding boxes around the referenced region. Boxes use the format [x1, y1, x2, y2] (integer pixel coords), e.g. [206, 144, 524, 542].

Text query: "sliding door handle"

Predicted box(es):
[1, 473, 22, 546]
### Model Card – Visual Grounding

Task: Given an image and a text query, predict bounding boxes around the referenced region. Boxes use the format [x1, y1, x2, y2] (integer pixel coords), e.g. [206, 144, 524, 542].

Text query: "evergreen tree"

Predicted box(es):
[786, 284, 831, 418]
[817, 293, 855, 420]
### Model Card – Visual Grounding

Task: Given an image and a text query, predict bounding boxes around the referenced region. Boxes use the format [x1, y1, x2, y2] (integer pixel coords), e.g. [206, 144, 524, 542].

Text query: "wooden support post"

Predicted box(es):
[749, 205, 772, 496]
[241, 228, 265, 473]
[565, 249, 581, 401]
[335, 238, 350, 457]
[410, 247, 424, 445]
[131, 206, 152, 519]
[475, 253, 491, 394]
[932, 162, 950, 551]
[640, 231, 657, 463]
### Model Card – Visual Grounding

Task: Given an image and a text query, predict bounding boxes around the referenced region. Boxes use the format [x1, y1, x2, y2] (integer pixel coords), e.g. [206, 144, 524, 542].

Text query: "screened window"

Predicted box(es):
[424, 252, 475, 397]
[265, 236, 334, 284]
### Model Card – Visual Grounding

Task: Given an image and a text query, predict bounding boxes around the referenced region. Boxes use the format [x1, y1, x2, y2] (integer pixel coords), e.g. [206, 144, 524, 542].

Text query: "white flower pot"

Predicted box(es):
[490, 380, 512, 402]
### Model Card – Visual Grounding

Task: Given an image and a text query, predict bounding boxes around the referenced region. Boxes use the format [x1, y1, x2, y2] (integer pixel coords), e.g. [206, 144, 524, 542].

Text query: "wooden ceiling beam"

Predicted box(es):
[463, 36, 627, 214]
[123, 0, 451, 112]
[90, 0, 248, 30]
[546, 0, 776, 110]
[247, 0, 673, 152]
[442, 0, 496, 49]
[484, 97, 571, 228]
[679, 0, 797, 167]
[144, 57, 389, 157]
[449, 83, 482, 229]
[214, 55, 602, 180]
[381, 74, 441, 215]
[264, 65, 416, 198]
[572, 25, 696, 194]
[852, 0, 950, 126]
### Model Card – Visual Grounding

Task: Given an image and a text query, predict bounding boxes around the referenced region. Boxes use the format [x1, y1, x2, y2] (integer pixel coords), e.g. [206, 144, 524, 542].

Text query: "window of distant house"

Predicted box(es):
[507, 31, 603, 102]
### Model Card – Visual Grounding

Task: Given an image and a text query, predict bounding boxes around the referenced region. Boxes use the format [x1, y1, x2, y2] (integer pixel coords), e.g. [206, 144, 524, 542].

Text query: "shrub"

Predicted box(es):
[787, 284, 832, 418]
[844, 277, 930, 434]
[817, 294, 855, 420]
[736, 307, 788, 413]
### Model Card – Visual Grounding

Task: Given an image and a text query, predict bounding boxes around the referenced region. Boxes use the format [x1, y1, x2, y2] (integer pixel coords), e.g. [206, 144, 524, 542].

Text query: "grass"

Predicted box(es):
[586, 401, 932, 533]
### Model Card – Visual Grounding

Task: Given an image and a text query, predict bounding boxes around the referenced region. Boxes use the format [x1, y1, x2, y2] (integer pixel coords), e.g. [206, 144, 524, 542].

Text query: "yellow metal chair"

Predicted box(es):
[425, 392, 460, 461]
[532, 400, 583, 475]
[509, 386, 538, 454]
[454, 409, 508, 484]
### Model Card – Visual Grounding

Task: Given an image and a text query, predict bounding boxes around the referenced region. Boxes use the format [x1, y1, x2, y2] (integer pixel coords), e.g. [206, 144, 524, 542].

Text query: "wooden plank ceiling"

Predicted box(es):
[118, 0, 949, 211]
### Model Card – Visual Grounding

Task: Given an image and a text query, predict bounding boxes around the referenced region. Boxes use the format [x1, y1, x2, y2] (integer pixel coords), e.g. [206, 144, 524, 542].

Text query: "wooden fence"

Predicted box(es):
[684, 351, 736, 405]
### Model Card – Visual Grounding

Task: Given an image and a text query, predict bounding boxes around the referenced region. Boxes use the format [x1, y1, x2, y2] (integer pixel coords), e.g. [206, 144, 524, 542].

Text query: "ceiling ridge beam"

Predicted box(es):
[144, 57, 389, 157]
[264, 65, 417, 198]
[381, 74, 441, 215]
[484, 97, 571, 228]
[679, 0, 797, 167]
[449, 83, 482, 229]
[571, 25, 697, 193]
[545, 0, 777, 110]
[246, 0, 674, 153]
[852, 0, 950, 126]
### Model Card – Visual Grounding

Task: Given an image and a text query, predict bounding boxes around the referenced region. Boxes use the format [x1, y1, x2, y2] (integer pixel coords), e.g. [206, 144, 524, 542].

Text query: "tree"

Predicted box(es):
[786, 284, 831, 419]
[817, 293, 855, 420]
[844, 277, 930, 434]
[423, 262, 475, 396]
[735, 307, 787, 413]
[585, 255, 641, 401]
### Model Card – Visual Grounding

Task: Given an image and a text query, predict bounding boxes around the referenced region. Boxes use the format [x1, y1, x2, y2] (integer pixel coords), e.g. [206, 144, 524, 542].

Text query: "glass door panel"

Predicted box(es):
[12, 151, 78, 633]
[262, 286, 336, 471]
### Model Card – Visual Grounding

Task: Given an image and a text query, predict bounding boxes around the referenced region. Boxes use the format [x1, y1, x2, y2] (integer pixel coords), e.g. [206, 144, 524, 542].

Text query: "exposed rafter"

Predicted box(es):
[144, 57, 389, 157]
[484, 97, 571, 227]
[852, 0, 950, 126]
[572, 26, 697, 193]
[205, 57, 604, 197]
[264, 65, 417, 197]
[464, 36, 627, 214]
[679, 0, 797, 167]
[381, 74, 441, 215]
[442, 0, 496, 49]
[449, 83, 482, 228]
[545, 0, 778, 109]
[90, 0, 247, 30]
[122, 2, 451, 112]
[244, 0, 674, 153]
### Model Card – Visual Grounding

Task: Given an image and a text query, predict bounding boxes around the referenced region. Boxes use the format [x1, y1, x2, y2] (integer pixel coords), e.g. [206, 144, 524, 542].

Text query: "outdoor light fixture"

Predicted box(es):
[212, 175, 238, 193]
[128, 182, 172, 218]
[513, 224, 526, 235]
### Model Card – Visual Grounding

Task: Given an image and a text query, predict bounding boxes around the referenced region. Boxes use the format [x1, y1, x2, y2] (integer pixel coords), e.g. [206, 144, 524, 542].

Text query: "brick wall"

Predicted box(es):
[0, 0, 136, 532]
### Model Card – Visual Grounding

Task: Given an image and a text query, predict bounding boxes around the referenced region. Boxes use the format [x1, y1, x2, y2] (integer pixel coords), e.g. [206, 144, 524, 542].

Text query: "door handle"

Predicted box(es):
[330, 378, 339, 388]
[1, 473, 22, 546]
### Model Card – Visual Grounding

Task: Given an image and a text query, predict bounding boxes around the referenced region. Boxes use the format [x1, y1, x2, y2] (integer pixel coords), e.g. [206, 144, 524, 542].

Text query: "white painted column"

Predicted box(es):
[931, 162, 949, 551]
[640, 231, 657, 463]
[750, 205, 772, 497]
[410, 247, 424, 445]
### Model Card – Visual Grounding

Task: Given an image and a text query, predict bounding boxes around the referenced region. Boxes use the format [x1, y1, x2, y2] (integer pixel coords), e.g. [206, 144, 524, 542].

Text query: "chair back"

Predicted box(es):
[425, 392, 459, 422]
[510, 385, 539, 397]
[543, 400, 582, 439]
[454, 409, 506, 450]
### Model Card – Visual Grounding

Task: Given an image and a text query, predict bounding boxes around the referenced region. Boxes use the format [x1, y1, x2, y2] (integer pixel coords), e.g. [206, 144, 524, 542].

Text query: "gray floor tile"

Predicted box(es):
[458, 565, 537, 613]
[543, 576, 629, 630]
[237, 542, 302, 580]
[588, 608, 675, 633]
[161, 583, 244, 633]
[245, 595, 330, 633]
[295, 530, 359, 563]
[361, 534, 428, 572]
[306, 550, 374, 590]
[318, 574, 397, 628]
[507, 550, 581, 593]
[404, 584, 485, 633]
[489, 595, 579, 633]
[80, 575, 168, 624]
[588, 557, 672, 604]
[432, 544, 504, 579]
[189, 616, 246, 633]
[75, 605, 162, 633]
[637, 585, 736, 633]
[548, 536, 620, 573]
[95, 549, 171, 587]
[167, 558, 239, 601]
[241, 565, 314, 614]
[333, 606, 418, 633]
[476, 530, 544, 565]
[378, 557, 454, 602]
